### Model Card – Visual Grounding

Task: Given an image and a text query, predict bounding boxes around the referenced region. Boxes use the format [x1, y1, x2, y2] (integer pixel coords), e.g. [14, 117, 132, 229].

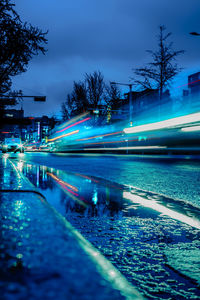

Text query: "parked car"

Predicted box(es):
[2, 137, 24, 153]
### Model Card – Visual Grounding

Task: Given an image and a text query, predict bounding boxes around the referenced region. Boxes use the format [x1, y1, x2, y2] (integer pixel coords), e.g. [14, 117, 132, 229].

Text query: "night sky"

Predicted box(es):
[11, 0, 200, 118]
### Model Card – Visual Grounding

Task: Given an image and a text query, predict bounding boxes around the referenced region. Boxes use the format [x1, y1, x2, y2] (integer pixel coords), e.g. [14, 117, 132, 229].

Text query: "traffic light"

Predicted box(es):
[93, 109, 99, 114]
[34, 96, 46, 102]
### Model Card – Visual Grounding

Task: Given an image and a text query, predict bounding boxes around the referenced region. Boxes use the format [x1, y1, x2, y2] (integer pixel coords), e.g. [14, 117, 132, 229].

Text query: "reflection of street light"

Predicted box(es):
[110, 81, 133, 126]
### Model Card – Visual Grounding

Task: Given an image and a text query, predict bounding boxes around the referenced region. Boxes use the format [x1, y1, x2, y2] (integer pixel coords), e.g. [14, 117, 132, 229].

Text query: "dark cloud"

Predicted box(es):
[12, 0, 200, 117]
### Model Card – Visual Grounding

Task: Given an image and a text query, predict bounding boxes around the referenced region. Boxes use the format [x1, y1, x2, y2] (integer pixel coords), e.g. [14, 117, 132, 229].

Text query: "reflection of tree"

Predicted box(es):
[64, 193, 76, 212]
[84, 204, 97, 217]
[39, 174, 54, 190]
[58, 189, 86, 215]
[76, 184, 124, 218]
[97, 185, 124, 216]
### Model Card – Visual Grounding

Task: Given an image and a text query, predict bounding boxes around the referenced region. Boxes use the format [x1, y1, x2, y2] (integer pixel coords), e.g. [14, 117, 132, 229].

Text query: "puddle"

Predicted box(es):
[13, 159, 200, 229]
[9, 158, 200, 299]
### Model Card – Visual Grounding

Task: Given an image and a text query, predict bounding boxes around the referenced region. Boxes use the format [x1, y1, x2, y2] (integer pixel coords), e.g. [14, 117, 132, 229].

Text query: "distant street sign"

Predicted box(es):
[34, 96, 46, 102]
[0, 94, 46, 103]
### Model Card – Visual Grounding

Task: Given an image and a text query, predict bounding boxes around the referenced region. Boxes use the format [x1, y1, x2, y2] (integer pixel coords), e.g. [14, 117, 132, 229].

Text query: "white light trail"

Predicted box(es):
[181, 125, 200, 132]
[83, 146, 167, 151]
[124, 112, 200, 134]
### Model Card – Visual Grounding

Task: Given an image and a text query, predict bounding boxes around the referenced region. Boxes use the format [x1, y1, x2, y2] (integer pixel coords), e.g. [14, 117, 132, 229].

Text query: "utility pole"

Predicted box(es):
[110, 82, 133, 126]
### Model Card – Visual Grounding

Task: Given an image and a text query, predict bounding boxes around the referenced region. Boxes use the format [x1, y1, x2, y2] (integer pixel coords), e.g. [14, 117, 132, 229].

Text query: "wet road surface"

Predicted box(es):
[8, 153, 200, 299]
[11, 152, 200, 207]
[0, 156, 142, 300]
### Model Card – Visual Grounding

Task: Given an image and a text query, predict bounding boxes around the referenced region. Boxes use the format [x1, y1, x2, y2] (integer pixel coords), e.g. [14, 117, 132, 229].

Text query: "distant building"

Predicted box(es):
[125, 89, 159, 115]
[24, 115, 56, 142]
[0, 109, 56, 142]
[181, 72, 200, 113]
[124, 88, 171, 122]
[188, 72, 200, 95]
[0, 109, 25, 141]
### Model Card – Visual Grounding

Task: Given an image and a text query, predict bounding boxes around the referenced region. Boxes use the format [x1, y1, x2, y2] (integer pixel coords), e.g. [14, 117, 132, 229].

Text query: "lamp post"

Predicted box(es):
[110, 81, 133, 126]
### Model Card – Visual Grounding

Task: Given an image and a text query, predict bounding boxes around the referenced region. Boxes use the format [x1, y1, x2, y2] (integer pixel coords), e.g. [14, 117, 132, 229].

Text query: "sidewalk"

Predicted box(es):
[0, 155, 143, 300]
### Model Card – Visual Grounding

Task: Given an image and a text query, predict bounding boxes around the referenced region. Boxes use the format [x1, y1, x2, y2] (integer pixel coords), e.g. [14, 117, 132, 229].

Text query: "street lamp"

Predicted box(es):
[110, 81, 133, 126]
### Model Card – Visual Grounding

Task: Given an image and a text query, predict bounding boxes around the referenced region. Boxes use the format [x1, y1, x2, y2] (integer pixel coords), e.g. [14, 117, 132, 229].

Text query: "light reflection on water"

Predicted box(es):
[15, 160, 200, 228]
[20, 162, 125, 218]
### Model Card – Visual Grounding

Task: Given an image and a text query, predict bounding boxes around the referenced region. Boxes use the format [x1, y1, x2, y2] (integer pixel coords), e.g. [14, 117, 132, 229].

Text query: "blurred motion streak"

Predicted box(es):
[76, 131, 123, 141]
[56, 117, 91, 133]
[57, 112, 90, 130]
[46, 108, 200, 153]
[48, 130, 79, 142]
[83, 146, 167, 151]
[181, 125, 200, 132]
[123, 112, 200, 134]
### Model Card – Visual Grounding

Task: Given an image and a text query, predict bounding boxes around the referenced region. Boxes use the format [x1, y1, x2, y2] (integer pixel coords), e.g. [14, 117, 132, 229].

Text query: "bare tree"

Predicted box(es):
[133, 25, 184, 99]
[105, 83, 121, 110]
[85, 71, 105, 108]
[0, 0, 48, 94]
[61, 81, 88, 119]
[62, 71, 106, 123]
[61, 93, 73, 120]
[61, 102, 69, 121]
[71, 81, 88, 114]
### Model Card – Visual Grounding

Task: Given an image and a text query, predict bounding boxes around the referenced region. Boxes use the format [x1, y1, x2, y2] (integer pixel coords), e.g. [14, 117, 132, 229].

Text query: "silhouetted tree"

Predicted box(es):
[61, 94, 72, 120]
[62, 71, 106, 120]
[105, 83, 121, 110]
[49, 115, 58, 130]
[85, 71, 105, 108]
[0, 0, 48, 95]
[61, 81, 88, 119]
[61, 102, 69, 121]
[133, 25, 184, 99]
[71, 81, 88, 114]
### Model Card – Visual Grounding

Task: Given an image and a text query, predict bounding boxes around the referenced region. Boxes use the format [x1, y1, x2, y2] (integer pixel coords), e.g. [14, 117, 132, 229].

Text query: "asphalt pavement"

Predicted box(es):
[0, 154, 143, 300]
[1, 152, 200, 299]
[15, 152, 200, 207]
